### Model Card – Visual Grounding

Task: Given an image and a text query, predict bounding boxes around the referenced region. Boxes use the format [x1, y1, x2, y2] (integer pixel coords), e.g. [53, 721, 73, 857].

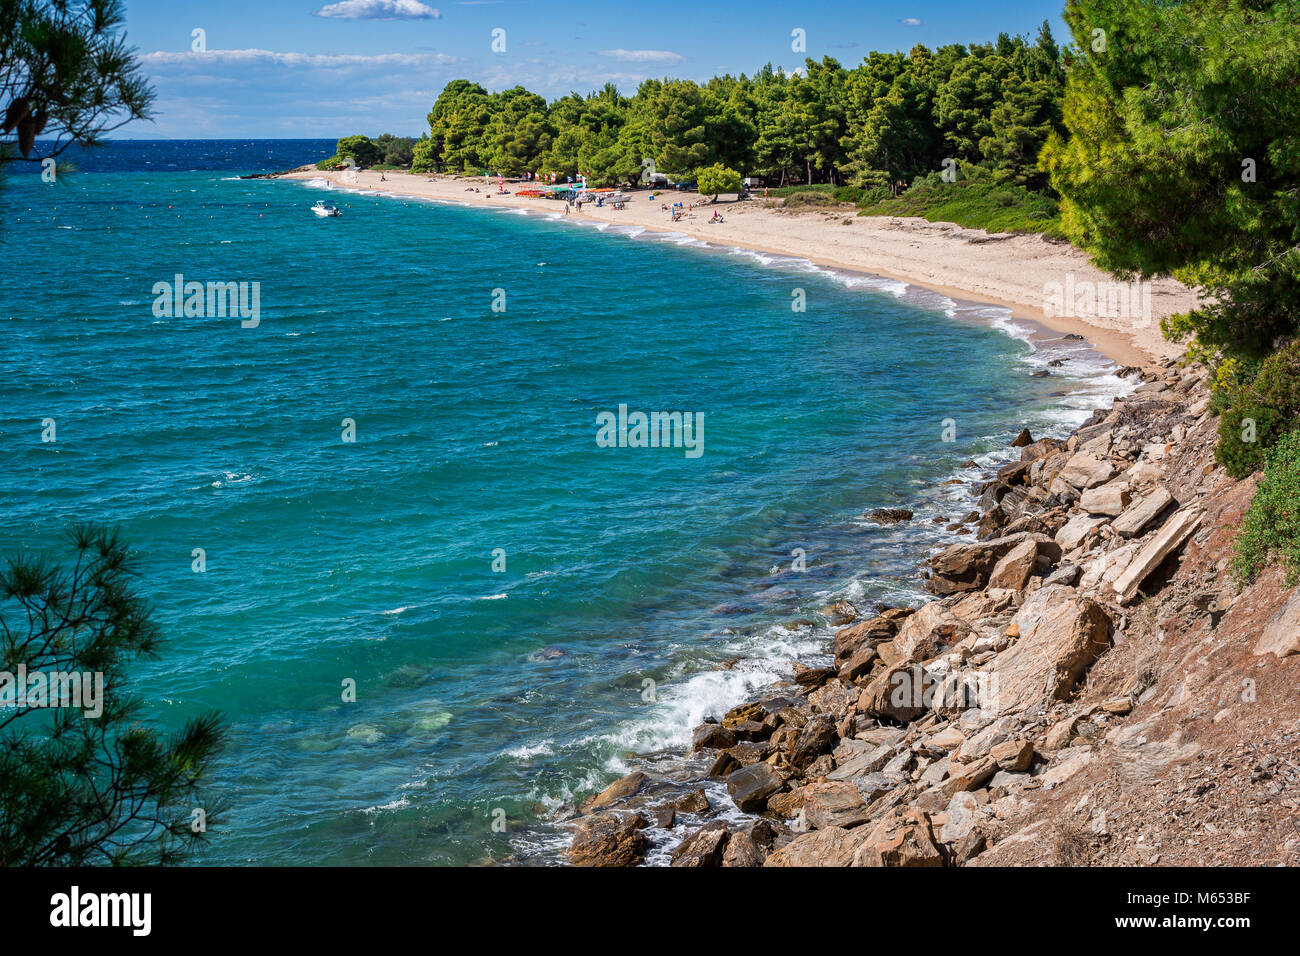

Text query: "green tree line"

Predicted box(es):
[408, 24, 1066, 191]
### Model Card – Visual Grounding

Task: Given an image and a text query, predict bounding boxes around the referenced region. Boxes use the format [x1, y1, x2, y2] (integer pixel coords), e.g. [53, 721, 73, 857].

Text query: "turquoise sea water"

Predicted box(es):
[1, 142, 1127, 864]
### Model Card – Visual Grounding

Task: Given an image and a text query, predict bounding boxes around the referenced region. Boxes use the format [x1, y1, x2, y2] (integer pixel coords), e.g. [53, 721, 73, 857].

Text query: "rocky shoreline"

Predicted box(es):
[563, 357, 1300, 867]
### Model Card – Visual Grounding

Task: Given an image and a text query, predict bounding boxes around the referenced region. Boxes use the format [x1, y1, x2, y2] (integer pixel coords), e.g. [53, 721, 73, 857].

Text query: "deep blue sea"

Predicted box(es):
[0, 140, 1128, 864]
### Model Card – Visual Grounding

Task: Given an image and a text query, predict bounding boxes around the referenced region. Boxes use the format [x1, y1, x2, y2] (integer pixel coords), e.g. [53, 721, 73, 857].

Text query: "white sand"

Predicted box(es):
[280, 168, 1202, 367]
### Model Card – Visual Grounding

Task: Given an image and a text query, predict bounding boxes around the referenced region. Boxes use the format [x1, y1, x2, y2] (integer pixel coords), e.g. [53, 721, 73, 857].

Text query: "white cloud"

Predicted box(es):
[313, 1, 442, 19]
[597, 49, 683, 64]
[142, 49, 457, 68]
[900, 17, 921, 26]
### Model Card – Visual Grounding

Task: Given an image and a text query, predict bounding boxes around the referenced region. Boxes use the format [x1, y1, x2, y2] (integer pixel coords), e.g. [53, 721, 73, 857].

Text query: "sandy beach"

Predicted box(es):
[277, 167, 1200, 367]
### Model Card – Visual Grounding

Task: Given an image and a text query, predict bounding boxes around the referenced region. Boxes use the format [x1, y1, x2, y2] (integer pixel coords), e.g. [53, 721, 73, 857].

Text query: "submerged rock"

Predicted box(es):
[868, 507, 914, 524]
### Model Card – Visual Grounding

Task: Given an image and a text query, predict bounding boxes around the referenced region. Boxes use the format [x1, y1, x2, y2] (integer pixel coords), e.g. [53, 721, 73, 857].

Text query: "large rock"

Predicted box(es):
[927, 533, 1060, 594]
[801, 781, 872, 829]
[721, 701, 765, 728]
[1021, 437, 1065, 463]
[939, 791, 981, 844]
[991, 586, 1113, 714]
[580, 771, 649, 813]
[670, 789, 710, 815]
[1111, 486, 1176, 538]
[990, 738, 1035, 771]
[826, 743, 894, 780]
[1254, 588, 1300, 658]
[721, 829, 766, 867]
[851, 808, 944, 867]
[889, 602, 972, 663]
[1058, 453, 1116, 490]
[942, 755, 999, 794]
[763, 825, 871, 867]
[569, 812, 649, 867]
[691, 722, 736, 751]
[1054, 513, 1106, 552]
[833, 614, 896, 662]
[857, 662, 930, 722]
[987, 538, 1040, 590]
[789, 716, 836, 770]
[725, 762, 785, 812]
[838, 642, 879, 682]
[669, 821, 729, 867]
[1080, 481, 1131, 516]
[1112, 507, 1204, 604]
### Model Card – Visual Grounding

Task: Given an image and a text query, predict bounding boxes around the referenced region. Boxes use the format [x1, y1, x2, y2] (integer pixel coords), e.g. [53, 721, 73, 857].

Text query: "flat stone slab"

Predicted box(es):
[1112, 486, 1176, 538]
[1112, 506, 1203, 604]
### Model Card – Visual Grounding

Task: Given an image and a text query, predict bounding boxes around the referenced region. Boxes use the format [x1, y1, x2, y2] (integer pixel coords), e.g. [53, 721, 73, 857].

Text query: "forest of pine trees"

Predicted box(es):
[407, 23, 1066, 193]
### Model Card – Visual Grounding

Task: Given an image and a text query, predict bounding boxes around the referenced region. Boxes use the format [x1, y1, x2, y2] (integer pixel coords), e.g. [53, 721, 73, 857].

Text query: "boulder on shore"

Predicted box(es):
[1112, 507, 1203, 604]
[1112, 486, 1176, 538]
[691, 722, 736, 752]
[852, 808, 944, 867]
[669, 821, 730, 867]
[991, 586, 1113, 713]
[569, 812, 649, 867]
[763, 825, 871, 867]
[725, 761, 785, 812]
[926, 533, 1060, 594]
[579, 770, 650, 814]
[801, 780, 872, 830]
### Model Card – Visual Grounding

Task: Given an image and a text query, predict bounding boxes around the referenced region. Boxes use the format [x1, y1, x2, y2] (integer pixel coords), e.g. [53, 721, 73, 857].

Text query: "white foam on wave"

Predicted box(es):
[208, 470, 262, 489]
[642, 230, 706, 246]
[361, 796, 410, 814]
[505, 740, 554, 759]
[593, 621, 826, 766]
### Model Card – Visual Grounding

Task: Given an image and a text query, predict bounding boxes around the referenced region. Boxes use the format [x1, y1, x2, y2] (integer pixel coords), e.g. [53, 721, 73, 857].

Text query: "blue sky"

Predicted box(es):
[123, 0, 1070, 138]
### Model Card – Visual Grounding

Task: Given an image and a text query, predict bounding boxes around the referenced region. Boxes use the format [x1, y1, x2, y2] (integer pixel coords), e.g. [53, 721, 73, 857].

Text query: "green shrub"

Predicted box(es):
[317, 155, 344, 170]
[854, 172, 1062, 237]
[780, 191, 840, 209]
[832, 185, 864, 203]
[1234, 429, 1300, 586]
[1214, 341, 1300, 478]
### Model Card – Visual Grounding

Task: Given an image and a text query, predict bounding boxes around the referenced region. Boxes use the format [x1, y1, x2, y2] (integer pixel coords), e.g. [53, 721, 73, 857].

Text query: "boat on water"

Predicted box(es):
[311, 200, 341, 218]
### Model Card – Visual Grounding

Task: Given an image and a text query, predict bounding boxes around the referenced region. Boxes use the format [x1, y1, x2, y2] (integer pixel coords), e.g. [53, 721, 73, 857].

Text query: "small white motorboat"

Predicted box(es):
[311, 200, 341, 218]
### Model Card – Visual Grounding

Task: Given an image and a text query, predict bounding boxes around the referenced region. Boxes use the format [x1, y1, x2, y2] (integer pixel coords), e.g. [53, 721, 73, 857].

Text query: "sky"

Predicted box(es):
[121, 0, 1071, 138]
